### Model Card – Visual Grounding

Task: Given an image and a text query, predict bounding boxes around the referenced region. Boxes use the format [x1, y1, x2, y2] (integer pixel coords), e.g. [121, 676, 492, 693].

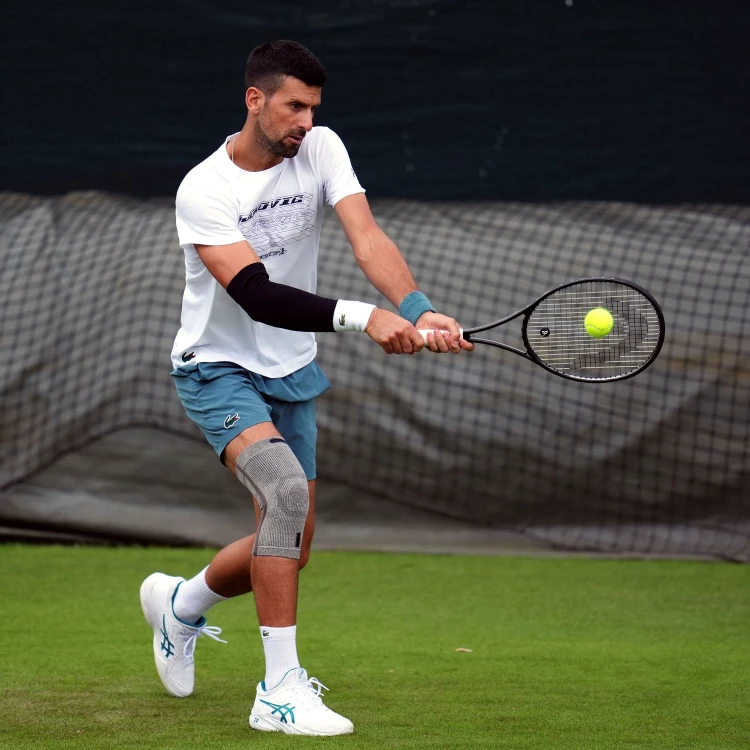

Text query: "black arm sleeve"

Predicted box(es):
[225, 262, 337, 332]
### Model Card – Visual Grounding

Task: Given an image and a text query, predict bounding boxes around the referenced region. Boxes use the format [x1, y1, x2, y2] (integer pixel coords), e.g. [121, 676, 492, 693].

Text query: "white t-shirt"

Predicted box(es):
[171, 126, 364, 377]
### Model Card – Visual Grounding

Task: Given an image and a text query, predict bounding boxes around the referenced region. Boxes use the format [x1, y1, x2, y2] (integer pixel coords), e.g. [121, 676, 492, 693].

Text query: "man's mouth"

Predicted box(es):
[287, 133, 304, 145]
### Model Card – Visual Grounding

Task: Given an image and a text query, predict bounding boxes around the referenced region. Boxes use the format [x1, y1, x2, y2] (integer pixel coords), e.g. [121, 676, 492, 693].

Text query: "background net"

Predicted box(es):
[1, 193, 748, 560]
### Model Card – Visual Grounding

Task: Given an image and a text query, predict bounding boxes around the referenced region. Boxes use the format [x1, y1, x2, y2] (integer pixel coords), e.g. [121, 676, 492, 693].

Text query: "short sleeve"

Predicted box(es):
[317, 128, 366, 207]
[175, 179, 245, 247]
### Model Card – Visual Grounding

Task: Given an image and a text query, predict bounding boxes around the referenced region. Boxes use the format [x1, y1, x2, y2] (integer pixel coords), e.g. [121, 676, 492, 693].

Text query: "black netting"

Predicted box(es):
[1, 193, 748, 560]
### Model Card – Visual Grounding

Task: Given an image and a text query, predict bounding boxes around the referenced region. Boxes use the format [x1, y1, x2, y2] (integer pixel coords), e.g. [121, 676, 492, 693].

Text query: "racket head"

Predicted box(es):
[520, 277, 665, 382]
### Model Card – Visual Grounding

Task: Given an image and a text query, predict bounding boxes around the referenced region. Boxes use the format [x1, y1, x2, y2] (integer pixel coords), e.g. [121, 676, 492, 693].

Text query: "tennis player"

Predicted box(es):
[140, 40, 472, 736]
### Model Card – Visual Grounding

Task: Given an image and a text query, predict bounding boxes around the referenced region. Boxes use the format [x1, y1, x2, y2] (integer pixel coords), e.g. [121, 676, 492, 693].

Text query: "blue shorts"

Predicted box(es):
[171, 360, 330, 480]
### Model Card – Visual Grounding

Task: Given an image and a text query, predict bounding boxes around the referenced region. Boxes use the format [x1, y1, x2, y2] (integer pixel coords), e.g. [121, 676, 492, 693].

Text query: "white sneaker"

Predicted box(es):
[139, 572, 226, 697]
[249, 668, 354, 736]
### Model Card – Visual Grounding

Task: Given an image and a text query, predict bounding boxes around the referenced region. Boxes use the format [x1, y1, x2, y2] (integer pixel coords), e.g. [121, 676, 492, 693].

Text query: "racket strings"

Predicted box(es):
[526, 281, 662, 381]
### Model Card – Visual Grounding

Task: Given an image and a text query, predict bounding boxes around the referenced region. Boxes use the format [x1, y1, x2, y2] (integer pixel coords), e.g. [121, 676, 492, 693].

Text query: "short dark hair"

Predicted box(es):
[245, 40, 326, 95]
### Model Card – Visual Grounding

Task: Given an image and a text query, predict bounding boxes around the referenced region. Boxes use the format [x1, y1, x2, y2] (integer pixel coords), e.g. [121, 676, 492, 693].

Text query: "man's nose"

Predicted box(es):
[299, 110, 314, 131]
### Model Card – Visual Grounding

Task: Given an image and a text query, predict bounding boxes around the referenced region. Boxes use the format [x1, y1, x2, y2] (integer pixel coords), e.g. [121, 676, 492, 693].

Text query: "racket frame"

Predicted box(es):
[463, 276, 666, 383]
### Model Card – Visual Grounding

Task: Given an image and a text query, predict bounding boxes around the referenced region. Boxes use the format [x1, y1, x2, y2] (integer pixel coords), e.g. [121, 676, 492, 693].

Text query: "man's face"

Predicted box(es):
[254, 76, 321, 158]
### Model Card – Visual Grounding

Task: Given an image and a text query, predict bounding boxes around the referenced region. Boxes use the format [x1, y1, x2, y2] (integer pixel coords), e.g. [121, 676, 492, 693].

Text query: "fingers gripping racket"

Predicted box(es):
[420, 277, 665, 382]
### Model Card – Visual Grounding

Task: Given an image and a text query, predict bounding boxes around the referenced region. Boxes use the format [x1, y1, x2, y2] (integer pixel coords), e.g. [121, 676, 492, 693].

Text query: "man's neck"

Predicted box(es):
[227, 127, 284, 172]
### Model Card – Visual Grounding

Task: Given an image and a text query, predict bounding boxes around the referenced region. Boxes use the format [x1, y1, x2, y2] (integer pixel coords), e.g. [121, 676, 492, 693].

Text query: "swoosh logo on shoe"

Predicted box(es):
[160, 614, 175, 658]
[259, 700, 296, 724]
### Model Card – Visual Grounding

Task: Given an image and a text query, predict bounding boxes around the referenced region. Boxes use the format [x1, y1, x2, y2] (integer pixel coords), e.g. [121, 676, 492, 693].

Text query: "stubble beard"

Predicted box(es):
[254, 118, 300, 159]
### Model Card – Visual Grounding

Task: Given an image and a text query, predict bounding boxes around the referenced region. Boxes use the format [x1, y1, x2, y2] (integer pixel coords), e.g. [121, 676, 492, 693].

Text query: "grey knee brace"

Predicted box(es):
[234, 438, 309, 559]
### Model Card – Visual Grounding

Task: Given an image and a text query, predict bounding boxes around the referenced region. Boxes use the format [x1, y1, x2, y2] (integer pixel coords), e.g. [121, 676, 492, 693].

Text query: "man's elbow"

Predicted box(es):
[352, 229, 392, 265]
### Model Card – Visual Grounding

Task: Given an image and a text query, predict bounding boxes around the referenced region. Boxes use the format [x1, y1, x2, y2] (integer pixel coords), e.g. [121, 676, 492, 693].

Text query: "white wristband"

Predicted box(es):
[333, 300, 376, 332]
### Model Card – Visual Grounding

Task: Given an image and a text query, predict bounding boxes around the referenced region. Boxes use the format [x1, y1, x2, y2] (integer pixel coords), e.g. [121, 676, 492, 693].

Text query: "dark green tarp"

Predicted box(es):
[3, 0, 748, 201]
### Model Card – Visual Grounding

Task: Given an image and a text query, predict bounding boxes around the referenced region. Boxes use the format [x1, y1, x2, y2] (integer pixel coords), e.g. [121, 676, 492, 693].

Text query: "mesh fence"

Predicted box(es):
[1, 192, 748, 560]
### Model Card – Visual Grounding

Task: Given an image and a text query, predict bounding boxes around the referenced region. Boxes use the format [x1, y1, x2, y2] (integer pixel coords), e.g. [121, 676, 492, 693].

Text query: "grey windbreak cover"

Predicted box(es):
[0, 194, 748, 561]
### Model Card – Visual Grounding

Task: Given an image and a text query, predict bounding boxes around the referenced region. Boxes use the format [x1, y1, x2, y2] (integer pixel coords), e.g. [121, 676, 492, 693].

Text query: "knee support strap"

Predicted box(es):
[234, 438, 309, 559]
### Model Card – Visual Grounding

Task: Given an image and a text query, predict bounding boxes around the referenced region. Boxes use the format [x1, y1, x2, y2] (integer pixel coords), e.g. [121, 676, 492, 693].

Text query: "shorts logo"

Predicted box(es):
[224, 413, 240, 429]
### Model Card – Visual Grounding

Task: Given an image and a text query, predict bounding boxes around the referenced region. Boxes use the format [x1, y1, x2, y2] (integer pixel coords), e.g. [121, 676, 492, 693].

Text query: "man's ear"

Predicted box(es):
[245, 86, 264, 115]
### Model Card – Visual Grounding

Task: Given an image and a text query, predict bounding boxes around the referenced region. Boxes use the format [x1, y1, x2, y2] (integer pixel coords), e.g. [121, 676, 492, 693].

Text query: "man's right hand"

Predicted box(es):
[365, 309, 425, 355]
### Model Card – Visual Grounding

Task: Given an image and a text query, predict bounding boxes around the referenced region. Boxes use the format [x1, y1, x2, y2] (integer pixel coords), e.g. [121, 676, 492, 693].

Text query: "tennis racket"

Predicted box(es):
[419, 277, 665, 382]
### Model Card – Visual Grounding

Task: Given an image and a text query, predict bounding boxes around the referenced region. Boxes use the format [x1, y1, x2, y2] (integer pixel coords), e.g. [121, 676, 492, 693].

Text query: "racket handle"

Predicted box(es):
[418, 328, 463, 343]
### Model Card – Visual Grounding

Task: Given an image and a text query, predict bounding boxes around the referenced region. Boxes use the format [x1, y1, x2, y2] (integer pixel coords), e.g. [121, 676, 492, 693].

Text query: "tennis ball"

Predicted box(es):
[584, 307, 614, 338]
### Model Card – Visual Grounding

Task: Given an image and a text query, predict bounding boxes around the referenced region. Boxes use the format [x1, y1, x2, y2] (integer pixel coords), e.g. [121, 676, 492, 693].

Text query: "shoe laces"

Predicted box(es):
[295, 676, 329, 708]
[183, 623, 227, 662]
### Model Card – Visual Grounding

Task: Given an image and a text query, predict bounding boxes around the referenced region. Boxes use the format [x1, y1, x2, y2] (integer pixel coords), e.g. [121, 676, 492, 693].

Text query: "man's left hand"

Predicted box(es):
[414, 312, 475, 354]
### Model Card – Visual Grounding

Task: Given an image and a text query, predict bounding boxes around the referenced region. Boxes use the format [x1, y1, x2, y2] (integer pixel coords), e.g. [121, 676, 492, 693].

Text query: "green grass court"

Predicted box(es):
[1, 545, 748, 749]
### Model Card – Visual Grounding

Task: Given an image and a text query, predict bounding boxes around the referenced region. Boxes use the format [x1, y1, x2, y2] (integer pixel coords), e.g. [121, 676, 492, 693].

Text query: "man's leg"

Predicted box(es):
[171, 475, 315, 618]
[143, 422, 316, 699]
[195, 482, 316, 598]
[220, 422, 307, 693]
[201, 476, 315, 595]
[173, 418, 315, 617]
[219, 424, 351, 735]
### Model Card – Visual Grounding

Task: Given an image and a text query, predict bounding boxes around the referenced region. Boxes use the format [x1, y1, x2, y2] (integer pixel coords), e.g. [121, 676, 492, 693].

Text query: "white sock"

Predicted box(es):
[261, 625, 300, 690]
[172, 567, 228, 625]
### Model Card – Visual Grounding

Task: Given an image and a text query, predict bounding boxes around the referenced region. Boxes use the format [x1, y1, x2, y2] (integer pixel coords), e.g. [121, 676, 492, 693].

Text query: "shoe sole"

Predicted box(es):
[249, 714, 353, 736]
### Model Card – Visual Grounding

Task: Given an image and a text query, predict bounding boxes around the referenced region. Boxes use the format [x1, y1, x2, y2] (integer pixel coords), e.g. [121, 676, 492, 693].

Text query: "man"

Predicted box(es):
[140, 40, 472, 736]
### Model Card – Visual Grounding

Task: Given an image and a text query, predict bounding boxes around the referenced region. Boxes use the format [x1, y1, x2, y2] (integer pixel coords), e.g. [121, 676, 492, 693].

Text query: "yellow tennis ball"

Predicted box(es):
[584, 307, 614, 338]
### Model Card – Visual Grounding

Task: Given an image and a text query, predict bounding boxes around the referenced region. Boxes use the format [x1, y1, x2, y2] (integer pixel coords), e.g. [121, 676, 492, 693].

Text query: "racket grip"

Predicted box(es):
[418, 328, 463, 343]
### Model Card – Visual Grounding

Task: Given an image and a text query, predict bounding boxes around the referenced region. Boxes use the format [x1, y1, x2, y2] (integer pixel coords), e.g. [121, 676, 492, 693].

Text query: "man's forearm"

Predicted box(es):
[352, 229, 420, 308]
